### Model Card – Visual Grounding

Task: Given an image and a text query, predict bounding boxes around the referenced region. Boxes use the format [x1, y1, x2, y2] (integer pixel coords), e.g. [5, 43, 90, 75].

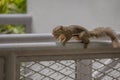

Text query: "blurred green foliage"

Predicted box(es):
[0, 0, 26, 14]
[0, 25, 26, 34]
[0, 0, 26, 34]
[0, 25, 25, 34]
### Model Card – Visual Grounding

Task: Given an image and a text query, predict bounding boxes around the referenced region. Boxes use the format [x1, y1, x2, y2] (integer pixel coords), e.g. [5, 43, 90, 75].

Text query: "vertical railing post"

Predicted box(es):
[5, 53, 17, 80]
[0, 57, 4, 80]
[76, 60, 92, 80]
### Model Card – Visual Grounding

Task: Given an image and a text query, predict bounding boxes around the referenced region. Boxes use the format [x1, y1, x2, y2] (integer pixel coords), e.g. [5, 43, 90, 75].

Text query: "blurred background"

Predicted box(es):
[0, 0, 120, 33]
[28, 0, 120, 33]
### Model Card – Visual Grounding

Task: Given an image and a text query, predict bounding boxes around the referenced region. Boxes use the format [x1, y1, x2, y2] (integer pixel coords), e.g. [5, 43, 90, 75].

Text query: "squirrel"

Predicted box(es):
[52, 25, 119, 48]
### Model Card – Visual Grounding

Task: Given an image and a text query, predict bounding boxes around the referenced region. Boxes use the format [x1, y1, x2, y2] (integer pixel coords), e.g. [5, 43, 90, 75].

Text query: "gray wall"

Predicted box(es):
[28, 0, 120, 33]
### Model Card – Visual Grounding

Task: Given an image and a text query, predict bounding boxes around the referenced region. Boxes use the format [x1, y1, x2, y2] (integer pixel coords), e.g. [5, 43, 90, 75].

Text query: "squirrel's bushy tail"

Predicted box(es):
[89, 27, 119, 48]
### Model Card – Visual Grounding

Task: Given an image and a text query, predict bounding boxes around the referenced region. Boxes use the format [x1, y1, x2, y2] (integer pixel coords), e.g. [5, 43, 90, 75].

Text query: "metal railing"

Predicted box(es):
[0, 34, 120, 80]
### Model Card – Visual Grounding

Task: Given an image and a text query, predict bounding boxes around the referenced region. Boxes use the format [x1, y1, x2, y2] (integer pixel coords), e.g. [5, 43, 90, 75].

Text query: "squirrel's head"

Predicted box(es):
[52, 25, 65, 39]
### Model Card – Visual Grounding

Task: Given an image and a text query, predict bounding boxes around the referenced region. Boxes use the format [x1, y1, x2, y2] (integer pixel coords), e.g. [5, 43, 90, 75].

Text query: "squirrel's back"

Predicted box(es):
[67, 25, 88, 34]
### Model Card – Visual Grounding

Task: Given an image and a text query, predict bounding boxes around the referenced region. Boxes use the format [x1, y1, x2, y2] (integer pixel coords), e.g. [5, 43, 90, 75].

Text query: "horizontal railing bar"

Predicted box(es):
[0, 33, 53, 43]
[0, 41, 120, 56]
[0, 41, 113, 50]
[0, 33, 119, 43]
[0, 33, 119, 59]
[0, 14, 32, 24]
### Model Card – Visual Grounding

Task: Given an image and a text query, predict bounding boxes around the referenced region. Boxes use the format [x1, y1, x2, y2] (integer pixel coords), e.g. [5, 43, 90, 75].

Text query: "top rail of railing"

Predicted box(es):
[0, 33, 119, 59]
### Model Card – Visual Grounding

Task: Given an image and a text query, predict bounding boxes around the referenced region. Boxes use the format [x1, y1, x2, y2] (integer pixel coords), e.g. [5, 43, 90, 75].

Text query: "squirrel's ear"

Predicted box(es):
[59, 26, 64, 30]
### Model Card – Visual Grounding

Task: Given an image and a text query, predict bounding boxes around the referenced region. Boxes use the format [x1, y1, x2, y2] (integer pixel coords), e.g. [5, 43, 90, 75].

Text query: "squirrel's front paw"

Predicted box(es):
[58, 34, 67, 46]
